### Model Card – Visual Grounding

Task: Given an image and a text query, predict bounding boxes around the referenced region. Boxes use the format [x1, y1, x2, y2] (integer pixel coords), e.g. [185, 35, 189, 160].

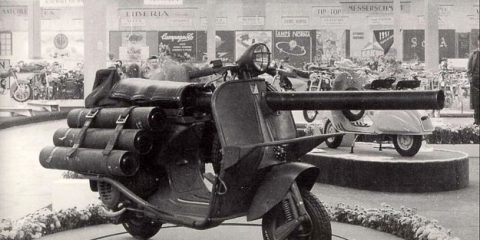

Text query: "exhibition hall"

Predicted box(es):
[0, 0, 478, 239]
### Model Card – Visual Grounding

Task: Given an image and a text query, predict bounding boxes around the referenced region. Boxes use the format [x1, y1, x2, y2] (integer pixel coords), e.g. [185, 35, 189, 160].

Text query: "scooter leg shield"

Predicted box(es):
[246, 162, 319, 221]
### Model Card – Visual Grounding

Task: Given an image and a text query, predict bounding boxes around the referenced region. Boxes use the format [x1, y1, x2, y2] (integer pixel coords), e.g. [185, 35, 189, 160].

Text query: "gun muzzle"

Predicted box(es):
[265, 90, 444, 111]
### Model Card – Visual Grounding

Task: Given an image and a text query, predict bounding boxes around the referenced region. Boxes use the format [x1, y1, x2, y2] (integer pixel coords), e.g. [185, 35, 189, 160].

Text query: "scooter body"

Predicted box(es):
[324, 74, 434, 156]
[330, 109, 433, 135]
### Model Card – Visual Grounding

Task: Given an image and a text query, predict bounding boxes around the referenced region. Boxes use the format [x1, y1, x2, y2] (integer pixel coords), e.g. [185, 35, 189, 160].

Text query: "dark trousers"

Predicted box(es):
[471, 76, 479, 124]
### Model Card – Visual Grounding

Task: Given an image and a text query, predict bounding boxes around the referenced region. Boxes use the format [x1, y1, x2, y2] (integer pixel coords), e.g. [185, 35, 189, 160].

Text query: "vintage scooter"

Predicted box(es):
[323, 73, 439, 156]
[39, 43, 444, 240]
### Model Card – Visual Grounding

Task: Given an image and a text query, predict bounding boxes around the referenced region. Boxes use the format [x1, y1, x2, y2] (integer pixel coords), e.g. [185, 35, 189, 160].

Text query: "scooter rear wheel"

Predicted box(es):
[393, 135, 423, 157]
[262, 189, 332, 240]
[122, 212, 162, 240]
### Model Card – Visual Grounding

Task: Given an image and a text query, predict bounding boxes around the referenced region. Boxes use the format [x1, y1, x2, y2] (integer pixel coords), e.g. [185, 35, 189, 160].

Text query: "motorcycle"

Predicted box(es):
[0, 66, 33, 102]
[271, 64, 335, 123]
[39, 43, 444, 240]
[323, 74, 436, 157]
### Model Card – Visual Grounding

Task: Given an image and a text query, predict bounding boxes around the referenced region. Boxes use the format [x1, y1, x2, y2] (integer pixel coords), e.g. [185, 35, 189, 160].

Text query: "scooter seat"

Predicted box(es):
[367, 78, 396, 90]
[110, 78, 205, 108]
[395, 80, 421, 90]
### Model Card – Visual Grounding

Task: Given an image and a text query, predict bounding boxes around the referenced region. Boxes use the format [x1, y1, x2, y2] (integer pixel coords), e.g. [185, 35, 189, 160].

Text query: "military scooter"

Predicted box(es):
[323, 73, 436, 157]
[39, 43, 444, 240]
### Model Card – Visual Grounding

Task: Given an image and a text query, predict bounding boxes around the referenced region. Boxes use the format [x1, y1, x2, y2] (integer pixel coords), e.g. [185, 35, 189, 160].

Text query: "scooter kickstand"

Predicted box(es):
[350, 134, 359, 153]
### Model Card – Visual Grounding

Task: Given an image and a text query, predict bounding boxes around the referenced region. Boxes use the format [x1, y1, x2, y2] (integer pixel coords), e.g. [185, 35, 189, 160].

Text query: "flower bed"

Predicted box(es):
[0, 202, 460, 240]
[326, 203, 459, 240]
[425, 124, 479, 144]
[0, 205, 109, 240]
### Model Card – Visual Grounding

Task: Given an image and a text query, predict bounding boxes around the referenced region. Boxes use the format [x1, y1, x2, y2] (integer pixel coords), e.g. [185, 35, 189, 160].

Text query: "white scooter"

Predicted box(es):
[323, 74, 436, 157]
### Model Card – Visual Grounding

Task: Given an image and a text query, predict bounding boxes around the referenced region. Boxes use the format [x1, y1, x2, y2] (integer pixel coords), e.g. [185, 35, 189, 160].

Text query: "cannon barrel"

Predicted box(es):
[264, 90, 444, 111]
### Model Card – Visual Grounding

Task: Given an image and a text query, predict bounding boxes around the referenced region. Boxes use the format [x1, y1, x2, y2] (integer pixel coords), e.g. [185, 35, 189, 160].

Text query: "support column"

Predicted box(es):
[424, 0, 439, 70]
[83, 0, 108, 101]
[206, 0, 216, 62]
[28, 0, 41, 59]
[393, 0, 403, 60]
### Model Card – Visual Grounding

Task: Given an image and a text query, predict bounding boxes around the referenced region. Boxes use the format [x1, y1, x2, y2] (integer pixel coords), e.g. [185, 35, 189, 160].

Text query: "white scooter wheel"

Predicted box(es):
[324, 119, 343, 148]
[393, 135, 423, 157]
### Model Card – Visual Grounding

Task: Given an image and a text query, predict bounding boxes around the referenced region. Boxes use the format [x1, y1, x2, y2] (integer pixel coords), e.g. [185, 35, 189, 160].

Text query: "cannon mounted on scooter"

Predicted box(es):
[39, 43, 444, 240]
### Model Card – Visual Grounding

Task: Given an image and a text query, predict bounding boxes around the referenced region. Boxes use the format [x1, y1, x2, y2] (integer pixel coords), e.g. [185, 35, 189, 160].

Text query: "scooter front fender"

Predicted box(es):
[246, 162, 319, 221]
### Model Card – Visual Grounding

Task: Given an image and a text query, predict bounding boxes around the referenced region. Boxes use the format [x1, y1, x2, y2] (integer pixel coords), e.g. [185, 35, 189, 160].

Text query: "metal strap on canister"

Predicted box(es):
[67, 107, 101, 158]
[102, 106, 136, 156]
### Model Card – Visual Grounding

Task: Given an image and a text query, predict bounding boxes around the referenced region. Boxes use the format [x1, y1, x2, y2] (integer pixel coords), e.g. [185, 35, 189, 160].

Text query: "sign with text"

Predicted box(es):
[368, 16, 393, 26]
[0, 6, 28, 17]
[281, 17, 309, 26]
[158, 31, 205, 62]
[457, 32, 470, 58]
[200, 17, 228, 27]
[352, 32, 364, 40]
[341, 1, 410, 14]
[403, 30, 424, 61]
[118, 8, 195, 19]
[120, 18, 147, 27]
[312, 6, 343, 17]
[40, 0, 83, 7]
[273, 30, 313, 67]
[439, 29, 455, 60]
[374, 30, 394, 55]
[238, 16, 265, 26]
[144, 0, 183, 5]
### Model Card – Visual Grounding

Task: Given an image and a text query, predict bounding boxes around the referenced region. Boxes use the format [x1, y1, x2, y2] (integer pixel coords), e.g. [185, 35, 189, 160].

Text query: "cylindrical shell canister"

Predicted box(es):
[67, 107, 166, 130]
[53, 128, 153, 154]
[39, 146, 139, 177]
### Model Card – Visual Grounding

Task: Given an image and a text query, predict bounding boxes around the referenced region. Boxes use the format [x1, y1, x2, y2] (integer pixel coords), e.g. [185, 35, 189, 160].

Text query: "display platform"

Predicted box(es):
[302, 142, 469, 192]
[38, 222, 403, 240]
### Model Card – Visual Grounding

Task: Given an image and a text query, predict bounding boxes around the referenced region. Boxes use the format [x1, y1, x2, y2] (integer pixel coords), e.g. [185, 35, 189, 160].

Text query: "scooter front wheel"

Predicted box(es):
[122, 212, 162, 240]
[324, 119, 343, 148]
[393, 135, 423, 157]
[262, 189, 332, 240]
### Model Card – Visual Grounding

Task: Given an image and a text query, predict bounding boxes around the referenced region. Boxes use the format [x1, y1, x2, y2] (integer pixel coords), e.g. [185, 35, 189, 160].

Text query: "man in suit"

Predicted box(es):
[467, 35, 480, 125]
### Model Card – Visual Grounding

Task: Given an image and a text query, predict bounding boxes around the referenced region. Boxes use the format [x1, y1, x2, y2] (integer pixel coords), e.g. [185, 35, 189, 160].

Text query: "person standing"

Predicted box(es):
[467, 36, 479, 125]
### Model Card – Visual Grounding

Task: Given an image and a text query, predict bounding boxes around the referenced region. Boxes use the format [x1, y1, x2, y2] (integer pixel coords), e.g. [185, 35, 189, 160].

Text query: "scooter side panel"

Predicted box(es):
[373, 110, 432, 134]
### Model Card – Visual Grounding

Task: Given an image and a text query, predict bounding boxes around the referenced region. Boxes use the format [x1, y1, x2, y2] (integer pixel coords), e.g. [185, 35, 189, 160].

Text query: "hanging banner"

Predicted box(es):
[118, 32, 149, 61]
[471, 29, 479, 51]
[273, 30, 313, 67]
[196, 31, 207, 62]
[315, 29, 348, 63]
[215, 31, 235, 63]
[373, 29, 394, 55]
[439, 29, 455, 60]
[235, 31, 272, 60]
[403, 30, 424, 61]
[41, 31, 84, 59]
[457, 33, 470, 58]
